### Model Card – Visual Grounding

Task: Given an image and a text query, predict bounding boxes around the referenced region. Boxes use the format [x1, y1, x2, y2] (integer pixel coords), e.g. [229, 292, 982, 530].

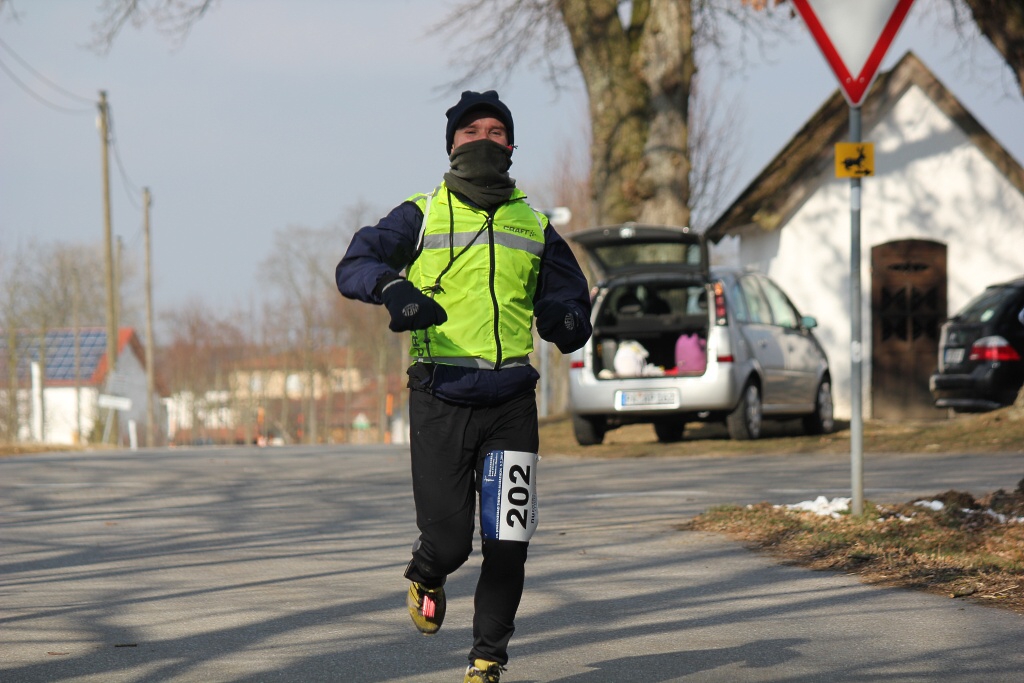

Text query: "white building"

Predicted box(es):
[1, 327, 162, 445]
[707, 52, 1024, 420]
[162, 351, 373, 445]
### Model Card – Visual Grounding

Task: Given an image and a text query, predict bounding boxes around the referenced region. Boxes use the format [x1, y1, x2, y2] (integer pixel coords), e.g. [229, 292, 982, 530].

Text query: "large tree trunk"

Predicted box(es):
[635, 0, 694, 226]
[560, 0, 693, 227]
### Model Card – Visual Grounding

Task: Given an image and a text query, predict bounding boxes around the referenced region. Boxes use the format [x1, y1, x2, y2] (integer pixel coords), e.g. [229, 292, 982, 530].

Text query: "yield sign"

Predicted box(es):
[792, 0, 916, 106]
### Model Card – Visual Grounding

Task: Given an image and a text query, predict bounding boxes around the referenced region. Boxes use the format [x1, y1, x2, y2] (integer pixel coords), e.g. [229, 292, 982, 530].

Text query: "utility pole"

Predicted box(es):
[143, 188, 157, 447]
[98, 90, 118, 443]
[115, 236, 124, 331]
[73, 272, 82, 443]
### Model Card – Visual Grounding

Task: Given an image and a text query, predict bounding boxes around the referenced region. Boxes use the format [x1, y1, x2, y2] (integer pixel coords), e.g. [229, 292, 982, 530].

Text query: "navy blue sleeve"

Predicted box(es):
[335, 201, 423, 304]
[535, 224, 593, 353]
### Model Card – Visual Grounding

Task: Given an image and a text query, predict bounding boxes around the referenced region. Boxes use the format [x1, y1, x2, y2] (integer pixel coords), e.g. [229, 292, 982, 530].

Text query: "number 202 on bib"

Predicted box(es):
[480, 450, 539, 542]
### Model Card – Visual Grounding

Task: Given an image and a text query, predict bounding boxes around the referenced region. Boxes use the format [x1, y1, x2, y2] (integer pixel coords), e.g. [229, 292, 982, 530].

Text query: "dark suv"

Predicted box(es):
[929, 277, 1024, 412]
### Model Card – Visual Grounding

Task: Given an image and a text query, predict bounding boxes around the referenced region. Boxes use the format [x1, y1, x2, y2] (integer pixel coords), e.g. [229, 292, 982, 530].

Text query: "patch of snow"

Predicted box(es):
[979, 509, 1024, 524]
[879, 514, 915, 522]
[778, 496, 1024, 524]
[779, 495, 850, 518]
[985, 509, 1009, 524]
[905, 499, 1024, 523]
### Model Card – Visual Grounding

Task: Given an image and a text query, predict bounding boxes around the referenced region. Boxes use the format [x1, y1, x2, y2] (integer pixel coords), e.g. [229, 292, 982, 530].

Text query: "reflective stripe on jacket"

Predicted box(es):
[406, 183, 546, 369]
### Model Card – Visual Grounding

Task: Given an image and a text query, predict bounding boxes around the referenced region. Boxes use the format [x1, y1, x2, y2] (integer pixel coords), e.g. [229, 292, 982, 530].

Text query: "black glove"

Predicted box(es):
[381, 279, 448, 332]
[535, 300, 579, 349]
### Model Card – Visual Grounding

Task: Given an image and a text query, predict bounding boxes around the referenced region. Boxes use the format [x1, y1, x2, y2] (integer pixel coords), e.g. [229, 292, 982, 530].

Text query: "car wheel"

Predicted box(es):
[572, 414, 606, 446]
[653, 418, 685, 443]
[802, 378, 835, 435]
[727, 382, 762, 440]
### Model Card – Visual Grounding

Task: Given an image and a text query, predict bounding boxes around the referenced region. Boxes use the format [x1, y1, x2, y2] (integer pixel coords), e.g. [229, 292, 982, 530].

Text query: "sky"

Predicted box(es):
[2, 1, 1023, 328]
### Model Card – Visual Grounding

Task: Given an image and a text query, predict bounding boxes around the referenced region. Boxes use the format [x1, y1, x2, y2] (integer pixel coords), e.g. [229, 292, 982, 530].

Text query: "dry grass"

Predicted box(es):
[684, 486, 1024, 614]
[538, 406, 1024, 459]
[0, 443, 79, 458]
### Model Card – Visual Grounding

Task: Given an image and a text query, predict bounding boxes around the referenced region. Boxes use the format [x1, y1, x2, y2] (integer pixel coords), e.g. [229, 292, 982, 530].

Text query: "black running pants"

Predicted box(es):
[404, 388, 539, 665]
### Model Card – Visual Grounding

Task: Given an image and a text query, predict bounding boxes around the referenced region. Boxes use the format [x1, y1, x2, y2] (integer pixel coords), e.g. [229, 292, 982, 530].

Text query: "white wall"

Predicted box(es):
[111, 345, 160, 441]
[738, 85, 1024, 419]
[23, 345, 162, 445]
[37, 387, 98, 445]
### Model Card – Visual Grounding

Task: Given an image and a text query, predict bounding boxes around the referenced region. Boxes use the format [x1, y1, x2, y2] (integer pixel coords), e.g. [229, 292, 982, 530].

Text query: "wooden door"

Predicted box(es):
[871, 239, 947, 419]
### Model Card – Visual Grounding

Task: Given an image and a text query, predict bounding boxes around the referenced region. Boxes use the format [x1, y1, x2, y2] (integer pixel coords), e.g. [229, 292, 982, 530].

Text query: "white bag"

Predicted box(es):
[613, 340, 649, 377]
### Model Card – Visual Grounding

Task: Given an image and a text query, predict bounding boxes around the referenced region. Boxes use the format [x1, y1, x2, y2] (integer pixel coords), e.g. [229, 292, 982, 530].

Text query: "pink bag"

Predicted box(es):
[674, 333, 707, 374]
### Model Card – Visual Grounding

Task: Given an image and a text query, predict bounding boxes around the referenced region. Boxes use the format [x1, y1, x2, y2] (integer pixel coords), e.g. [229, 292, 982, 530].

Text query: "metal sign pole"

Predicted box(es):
[539, 341, 549, 418]
[791, 0, 915, 518]
[849, 105, 865, 516]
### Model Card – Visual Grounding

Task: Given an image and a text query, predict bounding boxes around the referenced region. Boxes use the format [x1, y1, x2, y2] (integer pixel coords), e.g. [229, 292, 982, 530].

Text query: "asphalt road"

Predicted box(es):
[1, 445, 1022, 682]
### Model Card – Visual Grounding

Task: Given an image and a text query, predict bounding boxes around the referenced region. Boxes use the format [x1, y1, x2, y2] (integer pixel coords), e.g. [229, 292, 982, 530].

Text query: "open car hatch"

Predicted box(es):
[569, 223, 709, 282]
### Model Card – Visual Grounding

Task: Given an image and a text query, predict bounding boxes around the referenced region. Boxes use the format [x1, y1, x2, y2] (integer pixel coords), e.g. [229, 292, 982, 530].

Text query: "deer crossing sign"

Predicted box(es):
[835, 141, 874, 178]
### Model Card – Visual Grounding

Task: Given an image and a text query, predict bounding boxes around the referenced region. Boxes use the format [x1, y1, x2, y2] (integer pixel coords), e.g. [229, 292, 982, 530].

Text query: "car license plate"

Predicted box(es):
[944, 347, 964, 365]
[615, 389, 680, 410]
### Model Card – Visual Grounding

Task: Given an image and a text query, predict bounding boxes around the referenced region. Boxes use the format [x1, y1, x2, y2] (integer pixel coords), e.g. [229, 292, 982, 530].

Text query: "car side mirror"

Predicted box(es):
[801, 315, 818, 330]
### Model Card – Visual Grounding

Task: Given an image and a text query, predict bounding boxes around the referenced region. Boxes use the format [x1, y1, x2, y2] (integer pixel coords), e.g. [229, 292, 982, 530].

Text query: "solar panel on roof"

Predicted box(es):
[4, 329, 111, 382]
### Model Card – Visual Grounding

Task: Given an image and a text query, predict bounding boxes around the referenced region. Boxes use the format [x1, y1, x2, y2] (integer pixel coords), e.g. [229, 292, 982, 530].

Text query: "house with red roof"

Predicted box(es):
[0, 327, 162, 445]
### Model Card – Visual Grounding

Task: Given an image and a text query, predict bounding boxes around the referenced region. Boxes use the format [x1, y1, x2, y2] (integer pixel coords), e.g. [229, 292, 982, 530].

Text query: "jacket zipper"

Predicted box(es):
[486, 212, 502, 368]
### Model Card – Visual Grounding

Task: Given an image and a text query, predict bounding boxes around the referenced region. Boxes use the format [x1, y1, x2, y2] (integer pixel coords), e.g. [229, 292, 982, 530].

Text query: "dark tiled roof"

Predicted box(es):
[0, 328, 141, 386]
[706, 51, 1024, 242]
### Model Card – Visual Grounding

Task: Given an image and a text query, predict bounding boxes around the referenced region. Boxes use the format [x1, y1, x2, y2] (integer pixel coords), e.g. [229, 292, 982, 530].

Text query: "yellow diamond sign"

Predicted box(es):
[835, 142, 874, 178]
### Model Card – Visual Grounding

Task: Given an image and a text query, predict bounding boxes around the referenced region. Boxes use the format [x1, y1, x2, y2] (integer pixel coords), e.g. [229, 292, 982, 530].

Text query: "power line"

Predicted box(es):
[0, 34, 93, 114]
[106, 104, 143, 211]
[0, 53, 92, 114]
[0, 35, 149, 248]
[0, 35, 94, 104]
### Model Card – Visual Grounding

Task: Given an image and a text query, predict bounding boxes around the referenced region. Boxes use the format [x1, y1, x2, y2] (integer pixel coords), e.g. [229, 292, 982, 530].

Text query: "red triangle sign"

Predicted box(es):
[792, 0, 916, 106]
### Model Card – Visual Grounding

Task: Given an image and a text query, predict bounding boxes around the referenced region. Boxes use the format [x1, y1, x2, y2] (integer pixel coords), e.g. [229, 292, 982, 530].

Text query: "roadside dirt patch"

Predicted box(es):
[540, 405, 1024, 458]
[685, 478, 1024, 615]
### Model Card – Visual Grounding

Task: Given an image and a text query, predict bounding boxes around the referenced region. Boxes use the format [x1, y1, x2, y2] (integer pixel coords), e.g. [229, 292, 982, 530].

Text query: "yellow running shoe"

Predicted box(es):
[463, 659, 505, 683]
[406, 582, 445, 634]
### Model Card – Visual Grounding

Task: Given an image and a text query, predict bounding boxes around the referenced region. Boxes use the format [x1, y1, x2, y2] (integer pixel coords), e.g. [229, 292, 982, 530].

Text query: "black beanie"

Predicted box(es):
[444, 90, 514, 154]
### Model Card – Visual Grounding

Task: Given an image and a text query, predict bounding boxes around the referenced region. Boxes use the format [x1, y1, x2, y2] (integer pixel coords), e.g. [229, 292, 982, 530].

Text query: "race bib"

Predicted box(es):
[480, 450, 539, 542]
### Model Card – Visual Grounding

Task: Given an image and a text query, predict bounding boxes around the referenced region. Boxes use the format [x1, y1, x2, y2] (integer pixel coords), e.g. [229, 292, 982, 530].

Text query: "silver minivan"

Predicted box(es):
[567, 224, 834, 445]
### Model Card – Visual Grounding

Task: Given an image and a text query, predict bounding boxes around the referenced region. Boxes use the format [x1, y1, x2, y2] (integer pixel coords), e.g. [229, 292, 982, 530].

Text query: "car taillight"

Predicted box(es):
[968, 336, 1021, 362]
[713, 282, 727, 325]
[570, 360, 584, 369]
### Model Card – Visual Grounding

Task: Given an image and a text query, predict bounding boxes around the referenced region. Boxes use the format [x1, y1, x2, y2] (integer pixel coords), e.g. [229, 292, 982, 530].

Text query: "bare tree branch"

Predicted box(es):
[432, 0, 575, 93]
[88, 0, 220, 54]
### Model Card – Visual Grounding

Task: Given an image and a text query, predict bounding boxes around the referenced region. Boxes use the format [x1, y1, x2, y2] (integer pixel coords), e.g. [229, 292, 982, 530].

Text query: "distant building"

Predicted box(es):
[0, 327, 162, 445]
[162, 348, 397, 445]
[707, 52, 1024, 420]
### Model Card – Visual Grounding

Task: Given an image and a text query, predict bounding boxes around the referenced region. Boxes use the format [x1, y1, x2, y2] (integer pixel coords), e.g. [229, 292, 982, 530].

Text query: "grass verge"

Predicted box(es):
[539, 405, 1024, 458]
[684, 483, 1024, 614]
